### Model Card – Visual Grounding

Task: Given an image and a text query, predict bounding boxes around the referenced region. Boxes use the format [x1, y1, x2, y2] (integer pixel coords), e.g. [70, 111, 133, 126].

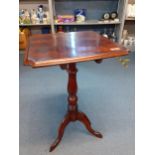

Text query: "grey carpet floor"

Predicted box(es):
[19, 53, 135, 155]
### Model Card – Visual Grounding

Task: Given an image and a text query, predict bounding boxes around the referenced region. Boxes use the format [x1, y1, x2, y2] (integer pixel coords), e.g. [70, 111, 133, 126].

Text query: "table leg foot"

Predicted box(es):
[77, 112, 103, 138]
[49, 115, 70, 152]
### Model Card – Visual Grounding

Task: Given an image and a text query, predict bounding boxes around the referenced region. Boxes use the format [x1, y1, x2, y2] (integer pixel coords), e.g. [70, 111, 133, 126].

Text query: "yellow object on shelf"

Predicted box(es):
[19, 28, 31, 50]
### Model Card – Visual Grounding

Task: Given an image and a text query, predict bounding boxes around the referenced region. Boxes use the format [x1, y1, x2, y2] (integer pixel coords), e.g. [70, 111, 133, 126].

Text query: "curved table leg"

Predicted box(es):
[77, 112, 103, 138]
[49, 115, 70, 152]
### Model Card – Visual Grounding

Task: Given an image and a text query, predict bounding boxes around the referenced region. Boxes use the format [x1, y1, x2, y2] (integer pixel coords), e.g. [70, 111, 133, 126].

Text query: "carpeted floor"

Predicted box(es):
[19, 53, 135, 155]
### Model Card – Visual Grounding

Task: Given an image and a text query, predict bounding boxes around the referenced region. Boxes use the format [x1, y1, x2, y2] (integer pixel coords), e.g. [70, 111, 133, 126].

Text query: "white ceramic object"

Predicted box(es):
[126, 4, 135, 18]
[43, 18, 47, 24]
[124, 39, 129, 46]
[131, 4, 135, 17]
[122, 29, 128, 39]
[128, 36, 133, 42]
[35, 18, 40, 24]
[76, 15, 85, 22]
[114, 18, 119, 22]
[121, 39, 124, 44]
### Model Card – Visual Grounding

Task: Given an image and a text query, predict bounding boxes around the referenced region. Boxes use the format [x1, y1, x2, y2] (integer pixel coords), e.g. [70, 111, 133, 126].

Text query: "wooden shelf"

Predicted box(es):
[19, 23, 51, 26]
[126, 17, 135, 21]
[54, 20, 121, 26]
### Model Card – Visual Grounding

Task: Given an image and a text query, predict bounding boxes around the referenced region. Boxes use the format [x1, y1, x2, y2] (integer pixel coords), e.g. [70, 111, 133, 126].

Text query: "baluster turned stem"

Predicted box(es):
[67, 63, 78, 120]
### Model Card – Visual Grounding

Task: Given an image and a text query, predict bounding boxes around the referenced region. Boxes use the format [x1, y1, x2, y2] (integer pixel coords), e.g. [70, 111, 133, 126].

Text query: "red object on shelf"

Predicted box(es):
[57, 26, 64, 33]
[57, 15, 75, 23]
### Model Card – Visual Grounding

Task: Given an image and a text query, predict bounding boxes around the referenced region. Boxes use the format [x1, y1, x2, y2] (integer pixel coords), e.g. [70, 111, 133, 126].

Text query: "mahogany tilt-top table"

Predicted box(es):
[24, 31, 128, 152]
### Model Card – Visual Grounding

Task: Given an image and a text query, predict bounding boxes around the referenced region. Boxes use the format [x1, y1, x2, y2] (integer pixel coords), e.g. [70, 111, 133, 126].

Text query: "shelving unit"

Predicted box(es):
[19, 0, 133, 43]
[122, 0, 135, 52]
[19, 0, 53, 34]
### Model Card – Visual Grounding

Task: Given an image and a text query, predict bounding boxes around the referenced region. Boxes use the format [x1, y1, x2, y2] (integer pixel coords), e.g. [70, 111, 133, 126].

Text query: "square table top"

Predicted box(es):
[24, 31, 128, 67]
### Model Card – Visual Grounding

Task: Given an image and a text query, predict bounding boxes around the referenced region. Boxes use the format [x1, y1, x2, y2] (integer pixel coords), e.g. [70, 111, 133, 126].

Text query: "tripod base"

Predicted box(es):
[49, 111, 103, 152]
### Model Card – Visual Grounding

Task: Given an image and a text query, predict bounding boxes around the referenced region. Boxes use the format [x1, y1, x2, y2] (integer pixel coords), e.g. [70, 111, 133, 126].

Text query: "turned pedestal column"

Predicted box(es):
[49, 63, 103, 152]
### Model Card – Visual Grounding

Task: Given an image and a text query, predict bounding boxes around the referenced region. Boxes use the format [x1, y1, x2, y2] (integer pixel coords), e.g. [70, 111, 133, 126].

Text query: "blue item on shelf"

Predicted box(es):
[41, 27, 50, 34]
[74, 9, 87, 22]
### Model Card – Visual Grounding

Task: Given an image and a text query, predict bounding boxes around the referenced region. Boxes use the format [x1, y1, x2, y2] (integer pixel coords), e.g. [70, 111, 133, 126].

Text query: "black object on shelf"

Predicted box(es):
[41, 27, 50, 34]
[110, 11, 118, 20]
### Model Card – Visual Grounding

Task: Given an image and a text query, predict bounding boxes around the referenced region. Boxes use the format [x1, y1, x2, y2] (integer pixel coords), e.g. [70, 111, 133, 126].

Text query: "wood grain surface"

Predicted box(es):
[25, 31, 128, 67]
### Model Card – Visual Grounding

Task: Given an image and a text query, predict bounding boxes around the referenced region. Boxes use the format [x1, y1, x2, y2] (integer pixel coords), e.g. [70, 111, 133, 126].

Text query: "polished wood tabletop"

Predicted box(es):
[24, 31, 128, 67]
